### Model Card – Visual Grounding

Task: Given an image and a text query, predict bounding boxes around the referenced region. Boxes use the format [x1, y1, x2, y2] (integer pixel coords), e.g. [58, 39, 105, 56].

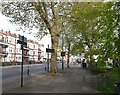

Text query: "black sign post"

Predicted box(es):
[61, 52, 65, 56]
[17, 35, 27, 87]
[47, 45, 49, 72]
[61, 51, 65, 70]
[46, 45, 55, 72]
[46, 48, 55, 53]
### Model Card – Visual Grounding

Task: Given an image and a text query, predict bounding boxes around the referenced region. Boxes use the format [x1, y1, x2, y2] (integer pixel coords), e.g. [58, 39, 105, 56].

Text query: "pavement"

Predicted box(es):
[2, 67, 100, 94]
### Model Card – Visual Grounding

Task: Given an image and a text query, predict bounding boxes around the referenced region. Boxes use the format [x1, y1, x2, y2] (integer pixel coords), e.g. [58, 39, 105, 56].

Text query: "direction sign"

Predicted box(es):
[61, 52, 65, 56]
[46, 48, 55, 53]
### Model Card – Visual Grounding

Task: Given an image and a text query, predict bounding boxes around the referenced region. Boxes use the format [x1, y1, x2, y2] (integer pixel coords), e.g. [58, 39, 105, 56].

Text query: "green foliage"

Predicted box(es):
[89, 63, 106, 74]
[96, 68, 120, 93]
[1, 2, 73, 73]
[97, 60, 106, 67]
[104, 68, 120, 81]
[70, 2, 102, 58]
[70, 2, 120, 65]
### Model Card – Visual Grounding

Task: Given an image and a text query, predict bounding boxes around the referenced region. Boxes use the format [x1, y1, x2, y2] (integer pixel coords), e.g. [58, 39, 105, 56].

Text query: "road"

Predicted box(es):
[2, 64, 47, 92]
[2, 62, 80, 93]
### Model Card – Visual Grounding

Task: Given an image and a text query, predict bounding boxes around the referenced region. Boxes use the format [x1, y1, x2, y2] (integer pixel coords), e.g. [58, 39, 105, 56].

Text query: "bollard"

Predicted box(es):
[45, 65, 46, 71]
[27, 66, 29, 75]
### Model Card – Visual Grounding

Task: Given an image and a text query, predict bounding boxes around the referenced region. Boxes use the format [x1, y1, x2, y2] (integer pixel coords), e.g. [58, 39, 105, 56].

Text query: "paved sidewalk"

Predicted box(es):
[3, 67, 100, 93]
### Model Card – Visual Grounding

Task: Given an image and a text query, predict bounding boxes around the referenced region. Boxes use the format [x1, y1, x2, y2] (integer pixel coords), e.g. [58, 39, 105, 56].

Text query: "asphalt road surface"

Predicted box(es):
[2, 62, 80, 92]
[2, 64, 47, 92]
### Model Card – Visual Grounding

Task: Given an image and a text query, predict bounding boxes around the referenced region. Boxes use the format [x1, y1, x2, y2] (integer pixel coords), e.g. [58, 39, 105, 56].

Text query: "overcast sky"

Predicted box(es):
[0, 13, 51, 58]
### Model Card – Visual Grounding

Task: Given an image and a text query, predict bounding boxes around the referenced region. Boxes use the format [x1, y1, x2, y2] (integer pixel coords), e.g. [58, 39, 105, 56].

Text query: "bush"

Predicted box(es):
[89, 64, 106, 74]
[90, 67, 106, 74]
[96, 68, 120, 93]
[97, 60, 106, 67]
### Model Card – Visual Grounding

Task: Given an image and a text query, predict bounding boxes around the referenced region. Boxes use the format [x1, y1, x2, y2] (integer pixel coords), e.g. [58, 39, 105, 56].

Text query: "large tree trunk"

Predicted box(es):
[50, 24, 59, 74]
[67, 43, 70, 68]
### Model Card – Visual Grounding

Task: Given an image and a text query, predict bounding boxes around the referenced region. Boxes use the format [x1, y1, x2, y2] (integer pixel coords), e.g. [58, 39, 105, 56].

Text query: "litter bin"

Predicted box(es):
[115, 81, 120, 95]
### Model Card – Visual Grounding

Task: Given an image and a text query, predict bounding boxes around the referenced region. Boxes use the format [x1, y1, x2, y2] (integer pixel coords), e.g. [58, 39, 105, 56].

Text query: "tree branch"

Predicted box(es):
[51, 2, 55, 20]
[31, 1, 52, 32]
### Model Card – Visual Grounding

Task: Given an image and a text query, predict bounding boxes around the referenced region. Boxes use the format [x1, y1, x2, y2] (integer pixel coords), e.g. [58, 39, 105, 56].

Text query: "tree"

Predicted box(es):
[70, 2, 103, 64]
[114, 2, 120, 65]
[1, 1, 72, 74]
[96, 2, 120, 66]
[70, 2, 119, 67]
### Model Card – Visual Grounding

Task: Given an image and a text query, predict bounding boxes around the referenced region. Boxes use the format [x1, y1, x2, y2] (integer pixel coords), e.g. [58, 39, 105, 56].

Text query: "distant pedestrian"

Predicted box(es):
[82, 59, 87, 68]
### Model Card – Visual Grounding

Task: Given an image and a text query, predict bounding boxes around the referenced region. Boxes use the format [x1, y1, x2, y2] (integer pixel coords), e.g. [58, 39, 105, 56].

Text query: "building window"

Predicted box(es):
[9, 47, 11, 52]
[33, 51, 35, 55]
[0, 36, 2, 41]
[33, 45, 35, 49]
[18, 56, 21, 60]
[6, 37, 8, 43]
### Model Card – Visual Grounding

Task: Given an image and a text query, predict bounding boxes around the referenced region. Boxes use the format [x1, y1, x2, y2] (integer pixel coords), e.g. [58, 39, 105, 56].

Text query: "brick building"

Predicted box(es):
[0, 29, 44, 66]
[0, 30, 9, 66]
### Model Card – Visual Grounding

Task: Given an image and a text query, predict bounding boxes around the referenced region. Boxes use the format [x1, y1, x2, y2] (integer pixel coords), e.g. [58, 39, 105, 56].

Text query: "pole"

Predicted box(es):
[27, 47, 29, 76]
[62, 33, 64, 70]
[0, 58, 2, 94]
[47, 45, 49, 72]
[27, 66, 29, 75]
[21, 44, 24, 87]
[27, 56, 29, 76]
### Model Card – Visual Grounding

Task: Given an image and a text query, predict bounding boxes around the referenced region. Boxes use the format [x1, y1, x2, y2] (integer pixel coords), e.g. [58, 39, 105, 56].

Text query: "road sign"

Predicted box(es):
[19, 34, 22, 41]
[24, 37, 27, 43]
[17, 35, 27, 87]
[61, 52, 65, 56]
[46, 48, 55, 53]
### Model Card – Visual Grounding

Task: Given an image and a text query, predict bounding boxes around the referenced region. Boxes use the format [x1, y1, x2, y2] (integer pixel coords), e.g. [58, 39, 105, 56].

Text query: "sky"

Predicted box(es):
[0, 13, 51, 58]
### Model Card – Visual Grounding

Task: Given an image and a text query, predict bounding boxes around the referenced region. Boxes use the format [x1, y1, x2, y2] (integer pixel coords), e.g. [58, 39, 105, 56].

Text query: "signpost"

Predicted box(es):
[61, 52, 65, 70]
[46, 48, 54, 53]
[17, 35, 27, 87]
[46, 45, 55, 72]
[61, 52, 65, 56]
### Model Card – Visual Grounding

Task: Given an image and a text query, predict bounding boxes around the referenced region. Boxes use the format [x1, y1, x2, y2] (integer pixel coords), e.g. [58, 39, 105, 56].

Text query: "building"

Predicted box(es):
[0, 30, 9, 66]
[4, 31, 16, 65]
[0, 29, 44, 66]
[27, 40, 44, 64]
